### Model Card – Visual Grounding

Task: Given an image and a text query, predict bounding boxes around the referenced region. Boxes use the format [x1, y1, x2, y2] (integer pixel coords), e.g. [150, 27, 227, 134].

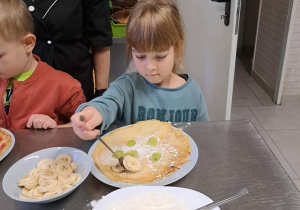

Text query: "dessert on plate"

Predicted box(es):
[92, 120, 191, 184]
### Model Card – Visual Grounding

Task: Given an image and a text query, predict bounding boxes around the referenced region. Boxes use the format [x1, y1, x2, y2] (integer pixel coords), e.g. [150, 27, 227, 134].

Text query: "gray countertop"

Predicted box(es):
[1, 120, 300, 209]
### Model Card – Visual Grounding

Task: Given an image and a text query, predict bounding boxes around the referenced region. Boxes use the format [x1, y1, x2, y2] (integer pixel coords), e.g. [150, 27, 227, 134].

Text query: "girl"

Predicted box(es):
[71, 0, 208, 140]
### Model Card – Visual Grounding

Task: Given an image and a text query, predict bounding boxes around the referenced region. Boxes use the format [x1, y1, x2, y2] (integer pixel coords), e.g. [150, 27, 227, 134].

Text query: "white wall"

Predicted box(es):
[283, 0, 300, 96]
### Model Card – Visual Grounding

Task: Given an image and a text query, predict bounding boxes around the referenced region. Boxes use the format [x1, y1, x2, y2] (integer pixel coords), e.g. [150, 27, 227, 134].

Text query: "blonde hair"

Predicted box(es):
[0, 0, 34, 41]
[126, 0, 185, 73]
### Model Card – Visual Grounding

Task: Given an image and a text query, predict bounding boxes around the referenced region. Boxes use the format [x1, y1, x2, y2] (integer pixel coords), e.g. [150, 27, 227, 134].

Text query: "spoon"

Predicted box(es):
[79, 116, 125, 168]
[196, 187, 248, 210]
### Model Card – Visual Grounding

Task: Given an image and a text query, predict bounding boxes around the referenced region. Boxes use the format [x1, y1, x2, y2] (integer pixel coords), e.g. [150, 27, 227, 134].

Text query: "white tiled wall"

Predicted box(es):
[284, 0, 300, 96]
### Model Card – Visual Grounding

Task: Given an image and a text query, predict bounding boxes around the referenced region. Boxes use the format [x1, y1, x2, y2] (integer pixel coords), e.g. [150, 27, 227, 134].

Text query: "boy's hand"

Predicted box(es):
[27, 114, 57, 129]
[70, 106, 102, 140]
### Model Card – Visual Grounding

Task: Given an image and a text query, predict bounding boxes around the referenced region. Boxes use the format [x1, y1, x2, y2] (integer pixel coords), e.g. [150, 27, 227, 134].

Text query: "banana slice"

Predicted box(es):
[37, 179, 58, 193]
[56, 154, 72, 163]
[37, 159, 54, 169]
[111, 163, 125, 173]
[38, 177, 46, 185]
[33, 188, 44, 199]
[111, 158, 125, 173]
[122, 156, 142, 172]
[43, 188, 63, 198]
[70, 162, 78, 172]
[50, 162, 58, 171]
[61, 184, 73, 191]
[21, 188, 29, 197]
[27, 189, 35, 199]
[57, 174, 75, 185]
[40, 168, 58, 180]
[24, 180, 38, 190]
[18, 175, 37, 186]
[56, 162, 72, 176]
[28, 168, 40, 177]
[71, 173, 81, 186]
[43, 183, 63, 198]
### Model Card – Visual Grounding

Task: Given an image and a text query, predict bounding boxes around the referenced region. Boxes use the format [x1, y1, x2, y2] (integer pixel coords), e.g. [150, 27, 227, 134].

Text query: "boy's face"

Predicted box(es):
[0, 36, 30, 79]
[132, 46, 175, 88]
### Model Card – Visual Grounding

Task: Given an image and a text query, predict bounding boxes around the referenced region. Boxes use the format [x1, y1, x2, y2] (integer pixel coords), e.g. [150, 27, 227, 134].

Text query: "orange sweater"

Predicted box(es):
[0, 55, 86, 129]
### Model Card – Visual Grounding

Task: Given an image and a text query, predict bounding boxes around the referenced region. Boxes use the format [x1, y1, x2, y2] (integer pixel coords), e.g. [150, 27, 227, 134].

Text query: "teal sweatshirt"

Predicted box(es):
[76, 72, 208, 132]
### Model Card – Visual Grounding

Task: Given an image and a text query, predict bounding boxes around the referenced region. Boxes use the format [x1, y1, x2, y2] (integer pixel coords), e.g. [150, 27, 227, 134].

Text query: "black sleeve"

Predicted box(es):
[82, 0, 113, 47]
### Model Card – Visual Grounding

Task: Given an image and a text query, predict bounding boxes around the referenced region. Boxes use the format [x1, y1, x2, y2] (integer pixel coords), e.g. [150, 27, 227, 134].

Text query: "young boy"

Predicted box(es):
[71, 0, 209, 140]
[0, 0, 86, 129]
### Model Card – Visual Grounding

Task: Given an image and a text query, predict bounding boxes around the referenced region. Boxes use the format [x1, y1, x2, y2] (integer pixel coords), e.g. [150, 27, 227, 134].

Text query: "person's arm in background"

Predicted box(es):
[83, 0, 112, 97]
[92, 46, 111, 96]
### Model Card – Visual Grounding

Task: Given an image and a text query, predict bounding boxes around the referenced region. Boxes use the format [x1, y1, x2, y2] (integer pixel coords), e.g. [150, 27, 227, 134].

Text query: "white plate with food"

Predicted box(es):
[2, 147, 91, 203]
[88, 120, 198, 188]
[93, 186, 220, 210]
[0, 127, 15, 161]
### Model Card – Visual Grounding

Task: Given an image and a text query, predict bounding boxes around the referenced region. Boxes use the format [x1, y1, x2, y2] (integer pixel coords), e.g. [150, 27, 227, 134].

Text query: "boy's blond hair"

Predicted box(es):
[0, 0, 34, 41]
[126, 0, 185, 73]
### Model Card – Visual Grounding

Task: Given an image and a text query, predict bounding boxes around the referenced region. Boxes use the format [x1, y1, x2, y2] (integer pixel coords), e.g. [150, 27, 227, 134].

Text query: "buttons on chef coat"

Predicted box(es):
[47, 40, 52, 45]
[28, 6, 35, 12]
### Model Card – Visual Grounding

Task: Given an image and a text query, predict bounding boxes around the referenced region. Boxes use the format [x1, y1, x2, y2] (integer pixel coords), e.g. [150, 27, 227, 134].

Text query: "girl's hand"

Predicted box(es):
[70, 106, 102, 140]
[27, 114, 57, 129]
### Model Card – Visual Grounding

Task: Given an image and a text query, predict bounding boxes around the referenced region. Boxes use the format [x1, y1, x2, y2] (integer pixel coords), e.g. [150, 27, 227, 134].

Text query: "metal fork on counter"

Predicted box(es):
[196, 188, 248, 210]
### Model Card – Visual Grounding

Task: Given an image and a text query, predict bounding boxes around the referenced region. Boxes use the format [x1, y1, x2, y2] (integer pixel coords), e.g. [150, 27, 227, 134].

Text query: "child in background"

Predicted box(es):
[71, 0, 208, 140]
[0, 0, 86, 130]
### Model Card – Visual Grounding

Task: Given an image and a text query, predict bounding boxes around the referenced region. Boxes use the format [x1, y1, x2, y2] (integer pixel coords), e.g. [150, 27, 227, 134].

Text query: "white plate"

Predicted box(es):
[0, 128, 15, 161]
[88, 129, 198, 188]
[2, 147, 91, 203]
[93, 186, 220, 210]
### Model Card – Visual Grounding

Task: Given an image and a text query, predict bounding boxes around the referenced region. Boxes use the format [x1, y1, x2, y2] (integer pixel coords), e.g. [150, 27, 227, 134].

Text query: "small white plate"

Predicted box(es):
[88, 129, 198, 188]
[2, 147, 91, 203]
[0, 128, 15, 161]
[93, 186, 220, 210]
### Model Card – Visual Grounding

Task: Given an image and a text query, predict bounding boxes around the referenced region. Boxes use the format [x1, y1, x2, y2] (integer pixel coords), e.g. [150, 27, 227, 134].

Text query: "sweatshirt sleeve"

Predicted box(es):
[76, 75, 131, 132]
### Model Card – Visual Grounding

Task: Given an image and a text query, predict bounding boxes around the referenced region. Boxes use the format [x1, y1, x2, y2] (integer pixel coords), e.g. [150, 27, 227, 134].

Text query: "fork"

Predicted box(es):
[196, 188, 248, 210]
[79, 115, 125, 168]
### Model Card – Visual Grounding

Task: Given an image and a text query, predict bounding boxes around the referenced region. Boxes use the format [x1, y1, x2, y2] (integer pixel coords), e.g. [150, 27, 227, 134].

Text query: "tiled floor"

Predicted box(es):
[231, 55, 300, 191]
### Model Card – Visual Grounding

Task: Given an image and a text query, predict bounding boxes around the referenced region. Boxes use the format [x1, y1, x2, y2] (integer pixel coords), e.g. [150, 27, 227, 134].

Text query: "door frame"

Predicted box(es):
[275, 0, 296, 104]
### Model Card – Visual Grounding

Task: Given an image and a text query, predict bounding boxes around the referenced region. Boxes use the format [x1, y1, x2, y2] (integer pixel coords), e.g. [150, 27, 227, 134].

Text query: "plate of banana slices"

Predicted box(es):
[2, 147, 91, 203]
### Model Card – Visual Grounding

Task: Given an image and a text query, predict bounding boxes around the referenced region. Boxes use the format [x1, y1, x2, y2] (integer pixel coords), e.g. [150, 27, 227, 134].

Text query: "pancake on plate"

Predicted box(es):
[0, 129, 12, 157]
[92, 120, 191, 184]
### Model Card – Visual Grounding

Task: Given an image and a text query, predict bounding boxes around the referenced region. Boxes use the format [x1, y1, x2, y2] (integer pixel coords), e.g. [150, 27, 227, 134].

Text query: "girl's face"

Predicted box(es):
[132, 46, 176, 88]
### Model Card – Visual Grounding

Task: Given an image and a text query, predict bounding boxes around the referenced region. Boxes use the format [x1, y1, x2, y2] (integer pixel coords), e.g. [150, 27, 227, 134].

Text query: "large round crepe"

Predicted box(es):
[92, 120, 191, 184]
